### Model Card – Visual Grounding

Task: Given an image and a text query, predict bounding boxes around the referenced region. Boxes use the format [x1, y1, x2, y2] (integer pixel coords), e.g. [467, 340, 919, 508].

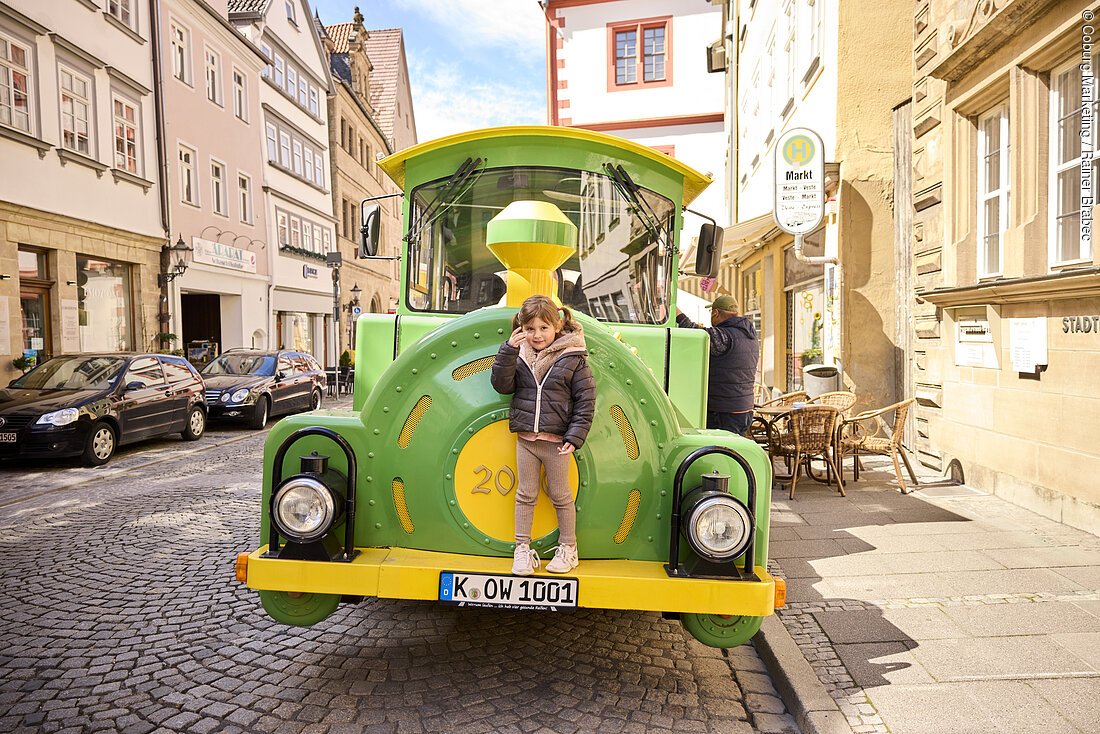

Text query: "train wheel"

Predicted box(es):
[259, 589, 340, 626]
[680, 613, 763, 649]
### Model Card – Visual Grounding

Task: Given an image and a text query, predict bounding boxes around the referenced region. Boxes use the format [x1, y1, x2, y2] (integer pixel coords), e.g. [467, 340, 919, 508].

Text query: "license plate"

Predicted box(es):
[439, 572, 578, 611]
[0, 433, 15, 443]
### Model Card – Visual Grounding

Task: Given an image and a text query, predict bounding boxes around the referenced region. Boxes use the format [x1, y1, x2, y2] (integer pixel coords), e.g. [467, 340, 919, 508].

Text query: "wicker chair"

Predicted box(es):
[809, 390, 857, 415]
[749, 390, 809, 447]
[837, 398, 919, 493]
[771, 405, 844, 499]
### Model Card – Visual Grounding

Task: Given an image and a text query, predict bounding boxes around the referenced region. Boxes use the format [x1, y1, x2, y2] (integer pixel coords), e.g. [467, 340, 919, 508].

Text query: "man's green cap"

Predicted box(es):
[705, 295, 739, 312]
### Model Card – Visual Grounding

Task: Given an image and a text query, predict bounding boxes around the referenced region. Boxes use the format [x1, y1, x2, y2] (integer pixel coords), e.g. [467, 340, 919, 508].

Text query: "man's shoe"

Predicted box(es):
[545, 544, 578, 574]
[512, 543, 540, 576]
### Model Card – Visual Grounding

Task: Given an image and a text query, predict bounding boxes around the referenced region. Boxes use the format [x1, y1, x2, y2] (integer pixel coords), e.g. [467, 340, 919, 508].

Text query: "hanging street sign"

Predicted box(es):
[774, 127, 825, 235]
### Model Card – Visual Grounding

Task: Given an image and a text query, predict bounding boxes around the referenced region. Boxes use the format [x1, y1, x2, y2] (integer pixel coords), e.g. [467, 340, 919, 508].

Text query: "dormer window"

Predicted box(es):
[285, 0, 296, 25]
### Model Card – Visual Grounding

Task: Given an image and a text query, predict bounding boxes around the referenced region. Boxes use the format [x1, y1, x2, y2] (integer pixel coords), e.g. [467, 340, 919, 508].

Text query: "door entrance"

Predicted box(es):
[181, 293, 222, 362]
[19, 287, 51, 367]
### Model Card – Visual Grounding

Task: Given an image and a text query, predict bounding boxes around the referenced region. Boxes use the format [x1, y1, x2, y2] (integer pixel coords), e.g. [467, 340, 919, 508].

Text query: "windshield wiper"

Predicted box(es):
[404, 157, 485, 245]
[602, 163, 671, 253]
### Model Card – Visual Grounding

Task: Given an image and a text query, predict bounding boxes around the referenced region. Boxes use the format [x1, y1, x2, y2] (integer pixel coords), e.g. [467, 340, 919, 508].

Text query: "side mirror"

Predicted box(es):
[125, 381, 144, 392]
[276, 370, 287, 381]
[359, 204, 381, 258]
[695, 222, 723, 278]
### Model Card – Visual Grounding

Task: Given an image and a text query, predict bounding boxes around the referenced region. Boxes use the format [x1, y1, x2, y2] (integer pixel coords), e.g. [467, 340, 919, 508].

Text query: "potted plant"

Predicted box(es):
[339, 350, 353, 369]
[12, 355, 35, 373]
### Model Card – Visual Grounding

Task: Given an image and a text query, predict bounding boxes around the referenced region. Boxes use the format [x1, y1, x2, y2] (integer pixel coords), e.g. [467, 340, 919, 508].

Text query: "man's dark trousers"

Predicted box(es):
[707, 410, 753, 435]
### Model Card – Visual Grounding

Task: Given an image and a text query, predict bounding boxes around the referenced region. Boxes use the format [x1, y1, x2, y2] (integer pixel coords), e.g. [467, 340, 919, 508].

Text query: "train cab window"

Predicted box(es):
[405, 166, 675, 324]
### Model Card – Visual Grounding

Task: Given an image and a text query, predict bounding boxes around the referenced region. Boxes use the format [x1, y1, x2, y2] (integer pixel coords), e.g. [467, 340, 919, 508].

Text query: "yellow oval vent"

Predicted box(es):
[610, 405, 639, 460]
[397, 395, 432, 448]
[613, 488, 642, 544]
[452, 356, 495, 381]
[391, 478, 414, 534]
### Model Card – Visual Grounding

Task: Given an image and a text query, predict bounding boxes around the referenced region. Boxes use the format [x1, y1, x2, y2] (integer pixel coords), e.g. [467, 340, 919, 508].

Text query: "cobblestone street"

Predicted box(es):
[0, 409, 799, 734]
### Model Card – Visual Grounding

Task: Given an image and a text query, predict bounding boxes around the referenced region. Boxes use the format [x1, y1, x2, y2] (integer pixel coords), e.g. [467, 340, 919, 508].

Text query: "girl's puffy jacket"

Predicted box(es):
[490, 329, 596, 449]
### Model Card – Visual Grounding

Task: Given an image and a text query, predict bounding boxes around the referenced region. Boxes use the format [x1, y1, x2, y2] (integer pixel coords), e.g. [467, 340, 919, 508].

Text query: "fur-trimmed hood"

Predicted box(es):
[519, 326, 588, 383]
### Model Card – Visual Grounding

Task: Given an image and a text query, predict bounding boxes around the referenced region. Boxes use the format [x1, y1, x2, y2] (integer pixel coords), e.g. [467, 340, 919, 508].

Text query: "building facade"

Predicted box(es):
[161, 0, 270, 360]
[690, 0, 909, 412]
[543, 0, 728, 250]
[0, 0, 163, 383]
[229, 0, 337, 367]
[907, 0, 1100, 531]
[320, 10, 414, 357]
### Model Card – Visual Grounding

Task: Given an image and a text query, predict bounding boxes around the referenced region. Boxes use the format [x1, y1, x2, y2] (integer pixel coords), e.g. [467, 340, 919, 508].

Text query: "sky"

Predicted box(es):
[312, 0, 549, 143]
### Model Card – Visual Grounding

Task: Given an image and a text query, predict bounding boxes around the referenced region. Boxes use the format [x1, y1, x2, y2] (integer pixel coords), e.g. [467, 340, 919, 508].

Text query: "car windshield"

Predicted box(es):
[10, 356, 125, 390]
[202, 354, 276, 376]
[405, 166, 676, 324]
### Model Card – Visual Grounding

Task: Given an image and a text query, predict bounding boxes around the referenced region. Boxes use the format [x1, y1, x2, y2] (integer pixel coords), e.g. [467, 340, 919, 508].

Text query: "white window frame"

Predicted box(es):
[232, 68, 246, 121]
[204, 46, 221, 105]
[290, 215, 301, 248]
[805, 0, 824, 82]
[298, 75, 307, 107]
[260, 43, 272, 79]
[111, 93, 139, 174]
[292, 139, 303, 175]
[179, 144, 198, 205]
[313, 150, 323, 187]
[286, 66, 296, 98]
[1049, 59, 1091, 266]
[107, 0, 136, 31]
[265, 122, 277, 161]
[302, 220, 313, 252]
[277, 209, 289, 245]
[976, 104, 1009, 278]
[171, 22, 191, 85]
[237, 172, 252, 224]
[322, 228, 331, 255]
[285, 0, 297, 25]
[783, 0, 796, 111]
[273, 54, 284, 88]
[303, 146, 313, 180]
[0, 31, 34, 133]
[279, 130, 290, 167]
[309, 86, 319, 116]
[59, 64, 93, 156]
[210, 158, 227, 216]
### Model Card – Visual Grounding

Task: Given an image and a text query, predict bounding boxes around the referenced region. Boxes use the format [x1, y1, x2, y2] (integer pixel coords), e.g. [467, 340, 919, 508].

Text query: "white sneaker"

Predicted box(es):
[546, 544, 578, 574]
[512, 543, 540, 576]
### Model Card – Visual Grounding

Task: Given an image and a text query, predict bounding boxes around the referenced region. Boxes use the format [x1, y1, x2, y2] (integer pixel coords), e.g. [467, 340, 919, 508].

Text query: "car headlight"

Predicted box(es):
[681, 492, 753, 561]
[230, 388, 251, 403]
[220, 392, 231, 402]
[272, 477, 338, 542]
[36, 408, 80, 427]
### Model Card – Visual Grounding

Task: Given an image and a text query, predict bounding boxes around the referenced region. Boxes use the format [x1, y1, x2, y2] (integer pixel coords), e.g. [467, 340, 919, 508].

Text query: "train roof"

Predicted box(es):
[377, 125, 713, 208]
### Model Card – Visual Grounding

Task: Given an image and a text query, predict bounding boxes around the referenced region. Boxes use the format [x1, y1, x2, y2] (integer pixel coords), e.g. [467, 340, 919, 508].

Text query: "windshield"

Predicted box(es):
[202, 354, 276, 377]
[11, 356, 125, 390]
[406, 166, 675, 324]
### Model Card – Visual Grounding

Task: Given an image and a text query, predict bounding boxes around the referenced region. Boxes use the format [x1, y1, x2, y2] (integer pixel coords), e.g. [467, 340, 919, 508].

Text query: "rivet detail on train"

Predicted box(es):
[392, 478, 414, 534]
[610, 405, 639, 460]
[452, 356, 495, 381]
[397, 395, 432, 448]
[613, 488, 642, 544]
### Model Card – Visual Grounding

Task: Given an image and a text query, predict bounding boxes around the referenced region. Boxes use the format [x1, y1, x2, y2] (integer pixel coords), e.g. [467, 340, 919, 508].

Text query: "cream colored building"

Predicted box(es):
[687, 0, 909, 413]
[320, 11, 415, 356]
[0, 0, 163, 383]
[229, 0, 337, 366]
[907, 0, 1100, 531]
[161, 0, 270, 359]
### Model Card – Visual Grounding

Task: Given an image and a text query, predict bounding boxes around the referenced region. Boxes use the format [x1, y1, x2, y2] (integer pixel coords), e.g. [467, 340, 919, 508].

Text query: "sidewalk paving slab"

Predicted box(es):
[754, 456, 1100, 734]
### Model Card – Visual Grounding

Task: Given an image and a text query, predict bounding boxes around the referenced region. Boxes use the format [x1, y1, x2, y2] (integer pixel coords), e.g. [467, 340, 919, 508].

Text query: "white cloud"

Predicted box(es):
[392, 0, 547, 60]
[409, 62, 545, 142]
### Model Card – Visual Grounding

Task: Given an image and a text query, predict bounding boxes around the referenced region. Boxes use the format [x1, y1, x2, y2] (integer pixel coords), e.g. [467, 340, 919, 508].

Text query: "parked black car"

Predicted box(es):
[0, 353, 207, 466]
[200, 349, 326, 429]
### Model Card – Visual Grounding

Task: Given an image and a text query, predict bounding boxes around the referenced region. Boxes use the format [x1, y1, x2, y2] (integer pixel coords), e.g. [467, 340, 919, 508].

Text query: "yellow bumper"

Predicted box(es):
[242, 546, 778, 616]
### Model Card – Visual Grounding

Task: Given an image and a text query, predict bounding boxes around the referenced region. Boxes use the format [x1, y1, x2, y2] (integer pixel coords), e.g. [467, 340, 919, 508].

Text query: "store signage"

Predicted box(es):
[302, 264, 319, 279]
[774, 127, 825, 235]
[1063, 315, 1100, 333]
[191, 237, 257, 274]
[1009, 317, 1047, 372]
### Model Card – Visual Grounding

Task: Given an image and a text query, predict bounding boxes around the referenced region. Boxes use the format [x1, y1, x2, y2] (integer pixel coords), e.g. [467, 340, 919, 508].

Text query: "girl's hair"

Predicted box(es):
[512, 295, 580, 333]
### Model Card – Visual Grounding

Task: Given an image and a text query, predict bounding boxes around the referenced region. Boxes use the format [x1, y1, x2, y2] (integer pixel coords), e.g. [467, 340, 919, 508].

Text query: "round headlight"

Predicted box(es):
[272, 477, 337, 542]
[682, 493, 752, 561]
[230, 388, 251, 403]
[220, 392, 231, 402]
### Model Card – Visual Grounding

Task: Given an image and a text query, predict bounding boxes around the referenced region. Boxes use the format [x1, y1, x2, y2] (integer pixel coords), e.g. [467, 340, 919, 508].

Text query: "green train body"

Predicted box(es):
[238, 126, 781, 648]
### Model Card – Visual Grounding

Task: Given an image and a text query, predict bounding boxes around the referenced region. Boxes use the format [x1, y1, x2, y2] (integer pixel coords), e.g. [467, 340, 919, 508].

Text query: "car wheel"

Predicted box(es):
[82, 422, 116, 466]
[310, 389, 322, 411]
[249, 396, 269, 430]
[182, 406, 205, 441]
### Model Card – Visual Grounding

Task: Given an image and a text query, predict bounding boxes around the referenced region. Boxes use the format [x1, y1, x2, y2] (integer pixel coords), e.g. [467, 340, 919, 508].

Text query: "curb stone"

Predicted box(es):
[754, 615, 854, 734]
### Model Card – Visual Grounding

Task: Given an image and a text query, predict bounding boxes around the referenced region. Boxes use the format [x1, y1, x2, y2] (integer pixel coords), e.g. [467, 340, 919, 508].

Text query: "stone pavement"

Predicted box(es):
[757, 455, 1100, 734]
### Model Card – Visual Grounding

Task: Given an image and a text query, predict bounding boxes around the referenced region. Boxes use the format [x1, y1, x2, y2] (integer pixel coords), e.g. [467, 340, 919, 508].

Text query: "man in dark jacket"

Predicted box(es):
[676, 294, 759, 434]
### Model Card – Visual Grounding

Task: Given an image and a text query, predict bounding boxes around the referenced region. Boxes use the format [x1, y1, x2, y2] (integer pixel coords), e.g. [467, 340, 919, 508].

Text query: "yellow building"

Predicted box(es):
[908, 0, 1100, 531]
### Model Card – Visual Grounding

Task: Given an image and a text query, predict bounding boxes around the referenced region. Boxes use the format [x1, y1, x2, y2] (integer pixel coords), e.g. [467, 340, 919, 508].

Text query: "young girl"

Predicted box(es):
[490, 295, 596, 576]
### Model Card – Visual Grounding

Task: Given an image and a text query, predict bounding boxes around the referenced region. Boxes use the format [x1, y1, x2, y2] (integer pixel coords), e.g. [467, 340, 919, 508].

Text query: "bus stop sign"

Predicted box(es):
[774, 128, 825, 235]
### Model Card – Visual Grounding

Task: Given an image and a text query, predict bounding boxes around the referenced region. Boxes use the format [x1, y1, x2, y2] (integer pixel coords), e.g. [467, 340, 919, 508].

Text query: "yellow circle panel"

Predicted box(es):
[454, 420, 579, 543]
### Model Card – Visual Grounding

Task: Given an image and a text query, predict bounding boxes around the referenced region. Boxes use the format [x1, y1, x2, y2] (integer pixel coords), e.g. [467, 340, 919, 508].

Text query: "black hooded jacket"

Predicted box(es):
[676, 313, 759, 413]
[490, 329, 596, 449]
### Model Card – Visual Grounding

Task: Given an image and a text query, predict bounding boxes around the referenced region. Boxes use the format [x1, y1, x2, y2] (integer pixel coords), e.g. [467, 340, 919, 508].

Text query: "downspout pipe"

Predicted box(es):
[150, 0, 172, 341]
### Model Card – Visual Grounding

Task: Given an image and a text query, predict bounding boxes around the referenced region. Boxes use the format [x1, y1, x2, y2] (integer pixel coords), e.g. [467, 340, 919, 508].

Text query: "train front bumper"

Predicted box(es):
[239, 546, 779, 616]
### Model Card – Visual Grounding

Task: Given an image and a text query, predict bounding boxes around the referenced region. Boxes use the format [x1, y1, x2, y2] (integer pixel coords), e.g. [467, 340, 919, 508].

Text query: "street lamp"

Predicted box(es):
[157, 234, 193, 287]
[343, 283, 362, 312]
